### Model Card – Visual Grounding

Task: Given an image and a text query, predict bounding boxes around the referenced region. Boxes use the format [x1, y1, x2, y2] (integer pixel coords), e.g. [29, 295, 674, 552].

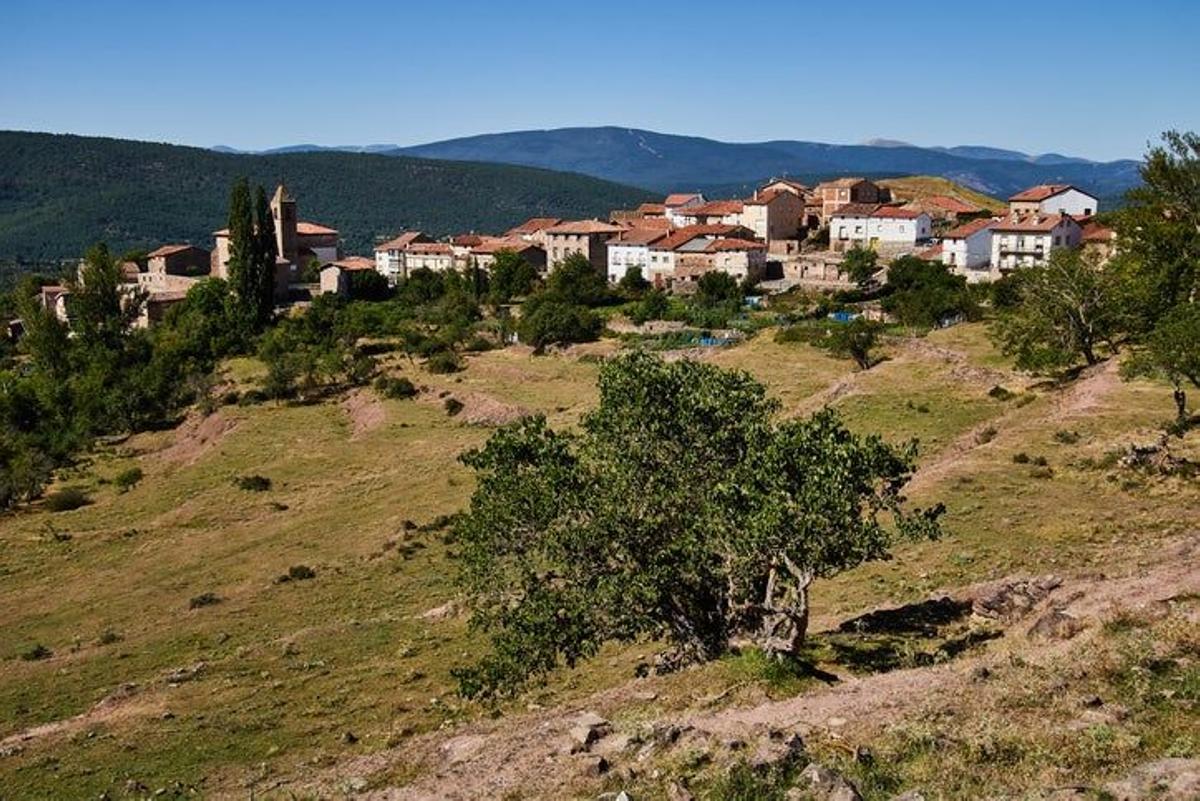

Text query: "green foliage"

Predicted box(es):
[882, 256, 975, 328]
[188, 592, 221, 609]
[990, 249, 1126, 372]
[1122, 302, 1200, 425]
[820, 317, 883, 370]
[628, 287, 670, 325]
[486, 250, 539, 305]
[841, 246, 880, 287]
[543, 253, 611, 307]
[451, 352, 942, 697]
[233, 474, 271, 492]
[444, 397, 464, 417]
[20, 644, 52, 661]
[348, 269, 391, 301]
[426, 350, 463, 374]
[44, 486, 90, 512]
[517, 294, 602, 349]
[114, 467, 144, 492]
[277, 565, 316, 583]
[374, 375, 417, 399]
[617, 265, 651, 297]
[695, 271, 742, 307]
[0, 130, 655, 261]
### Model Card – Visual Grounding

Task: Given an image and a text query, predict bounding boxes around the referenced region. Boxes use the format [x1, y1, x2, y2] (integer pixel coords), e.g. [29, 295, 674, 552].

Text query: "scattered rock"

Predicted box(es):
[576, 754, 609, 776]
[345, 776, 368, 793]
[164, 662, 206, 686]
[281, 640, 300, 656]
[568, 712, 611, 753]
[631, 690, 659, 702]
[888, 792, 927, 801]
[341, 731, 359, 745]
[0, 744, 25, 758]
[666, 781, 694, 801]
[440, 734, 487, 766]
[748, 731, 805, 771]
[970, 665, 992, 682]
[420, 601, 460, 621]
[790, 762, 863, 801]
[1103, 758, 1200, 800]
[1028, 608, 1085, 640]
[1081, 694, 1104, 708]
[972, 575, 1061, 622]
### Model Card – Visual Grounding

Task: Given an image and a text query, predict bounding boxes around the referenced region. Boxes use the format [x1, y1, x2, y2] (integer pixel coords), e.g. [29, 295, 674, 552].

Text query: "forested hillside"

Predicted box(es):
[0, 131, 656, 262]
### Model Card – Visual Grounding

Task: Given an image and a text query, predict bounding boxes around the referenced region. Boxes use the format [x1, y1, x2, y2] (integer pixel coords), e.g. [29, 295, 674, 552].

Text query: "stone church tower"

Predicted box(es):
[271, 184, 298, 265]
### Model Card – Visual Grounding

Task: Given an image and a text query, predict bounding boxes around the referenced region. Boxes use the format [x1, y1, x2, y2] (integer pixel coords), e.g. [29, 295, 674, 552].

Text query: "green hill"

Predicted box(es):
[0, 131, 657, 262]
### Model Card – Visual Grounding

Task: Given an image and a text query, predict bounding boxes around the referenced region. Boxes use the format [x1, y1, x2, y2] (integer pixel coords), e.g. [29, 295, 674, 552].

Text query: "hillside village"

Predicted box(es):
[32, 176, 1116, 327]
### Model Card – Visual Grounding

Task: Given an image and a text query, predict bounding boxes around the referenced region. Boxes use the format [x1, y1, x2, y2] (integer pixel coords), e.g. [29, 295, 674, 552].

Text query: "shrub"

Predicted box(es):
[1053, 429, 1081, 444]
[976, 426, 998, 444]
[114, 467, 144, 492]
[1032, 455, 1049, 466]
[20, 643, 52, 661]
[189, 592, 221, 609]
[426, 350, 463, 374]
[374, 375, 417, 399]
[988, 385, 1016, 401]
[463, 334, 494, 353]
[234, 475, 271, 492]
[44, 487, 90, 512]
[444, 397, 464, 417]
[1030, 466, 1055, 479]
[1012, 452, 1031, 464]
[97, 629, 122, 645]
[277, 564, 316, 583]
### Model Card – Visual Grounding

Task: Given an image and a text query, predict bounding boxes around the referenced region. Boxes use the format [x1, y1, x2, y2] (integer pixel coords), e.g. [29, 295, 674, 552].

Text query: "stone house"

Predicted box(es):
[542, 220, 624, 272]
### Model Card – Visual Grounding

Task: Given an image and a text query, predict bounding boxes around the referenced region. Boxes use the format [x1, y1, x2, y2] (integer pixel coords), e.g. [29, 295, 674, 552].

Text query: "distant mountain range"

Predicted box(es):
[219, 127, 1142, 204]
[0, 131, 654, 262]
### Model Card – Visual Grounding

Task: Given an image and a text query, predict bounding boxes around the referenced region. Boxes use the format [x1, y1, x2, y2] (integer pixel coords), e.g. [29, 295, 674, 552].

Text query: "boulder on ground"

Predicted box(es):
[1103, 758, 1200, 800]
[1027, 608, 1084, 640]
[788, 762, 863, 801]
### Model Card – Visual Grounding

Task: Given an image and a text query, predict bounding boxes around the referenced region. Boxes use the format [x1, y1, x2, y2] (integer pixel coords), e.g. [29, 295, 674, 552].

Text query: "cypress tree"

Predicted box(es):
[226, 178, 255, 329]
[252, 185, 279, 326]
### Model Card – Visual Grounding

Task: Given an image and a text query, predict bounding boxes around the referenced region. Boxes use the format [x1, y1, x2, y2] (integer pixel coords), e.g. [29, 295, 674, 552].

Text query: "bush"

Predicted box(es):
[444, 397, 464, 417]
[426, 350, 463, 374]
[114, 467, 144, 493]
[374, 375, 417, 399]
[189, 592, 221, 609]
[1030, 465, 1055, 479]
[1012, 452, 1031, 464]
[277, 564, 316, 583]
[44, 487, 90, 512]
[234, 474, 271, 492]
[463, 334, 494, 353]
[97, 629, 122, 645]
[976, 426, 998, 444]
[1053, 429, 1081, 444]
[20, 643, 52, 661]
[518, 295, 602, 349]
[988, 385, 1016, 401]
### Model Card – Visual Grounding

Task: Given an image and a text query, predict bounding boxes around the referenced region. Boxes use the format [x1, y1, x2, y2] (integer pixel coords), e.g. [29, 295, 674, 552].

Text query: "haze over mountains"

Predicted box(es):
[215, 127, 1141, 202]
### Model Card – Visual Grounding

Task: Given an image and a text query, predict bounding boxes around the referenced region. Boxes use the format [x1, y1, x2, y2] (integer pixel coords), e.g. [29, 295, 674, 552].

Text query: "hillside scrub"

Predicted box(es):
[452, 351, 943, 698]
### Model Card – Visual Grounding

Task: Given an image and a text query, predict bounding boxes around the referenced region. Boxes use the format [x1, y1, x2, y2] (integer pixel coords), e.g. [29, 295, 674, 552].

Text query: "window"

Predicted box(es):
[1054, 236, 1061, 246]
[1084, 208, 1093, 215]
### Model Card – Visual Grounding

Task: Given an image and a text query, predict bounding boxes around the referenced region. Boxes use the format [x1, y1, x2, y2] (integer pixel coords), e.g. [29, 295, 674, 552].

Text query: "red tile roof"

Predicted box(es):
[1081, 221, 1116, 242]
[705, 238, 766, 252]
[664, 193, 703, 207]
[471, 237, 540, 255]
[543, 220, 625, 235]
[405, 243, 455, 255]
[761, 178, 809, 193]
[1008, 184, 1074, 202]
[327, 256, 375, 272]
[297, 221, 338, 236]
[818, 177, 869, 190]
[831, 202, 881, 217]
[375, 231, 428, 251]
[147, 244, 202, 258]
[872, 206, 923, 220]
[679, 200, 744, 217]
[916, 244, 943, 261]
[744, 188, 789, 206]
[608, 228, 669, 246]
[621, 216, 673, 231]
[944, 218, 997, 239]
[636, 202, 666, 214]
[991, 213, 1077, 233]
[451, 234, 487, 247]
[505, 217, 562, 235]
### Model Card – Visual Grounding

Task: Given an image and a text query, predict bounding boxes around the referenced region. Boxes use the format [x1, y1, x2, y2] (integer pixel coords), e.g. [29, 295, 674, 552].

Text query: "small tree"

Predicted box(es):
[1122, 303, 1200, 429]
[617, 265, 651, 298]
[990, 249, 1126, 372]
[824, 317, 882, 370]
[695, 271, 742, 307]
[544, 253, 609, 306]
[840, 247, 879, 288]
[882, 256, 974, 328]
[452, 352, 942, 697]
[67, 243, 144, 348]
[487, 250, 538, 305]
[517, 294, 601, 350]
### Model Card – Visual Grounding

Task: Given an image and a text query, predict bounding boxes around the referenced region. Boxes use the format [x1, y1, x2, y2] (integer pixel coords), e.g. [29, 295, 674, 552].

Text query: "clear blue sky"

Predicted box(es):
[3, 0, 1197, 161]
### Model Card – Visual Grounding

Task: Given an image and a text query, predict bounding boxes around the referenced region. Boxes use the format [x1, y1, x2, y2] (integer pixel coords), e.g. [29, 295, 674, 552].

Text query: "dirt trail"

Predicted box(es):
[150, 410, 236, 467]
[286, 532, 1198, 801]
[906, 358, 1121, 494]
[343, 388, 387, 439]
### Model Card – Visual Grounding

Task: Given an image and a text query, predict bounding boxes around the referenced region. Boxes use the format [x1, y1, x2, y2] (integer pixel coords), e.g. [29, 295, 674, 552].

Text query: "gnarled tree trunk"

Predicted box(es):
[746, 556, 813, 657]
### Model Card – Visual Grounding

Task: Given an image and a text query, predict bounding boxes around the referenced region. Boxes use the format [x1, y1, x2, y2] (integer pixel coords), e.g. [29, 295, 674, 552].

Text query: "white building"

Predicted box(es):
[830, 204, 932, 251]
[373, 231, 430, 284]
[403, 243, 456, 272]
[674, 200, 744, 229]
[663, 193, 706, 227]
[1008, 184, 1098, 217]
[941, 217, 996, 282]
[990, 213, 1083, 272]
[606, 228, 669, 283]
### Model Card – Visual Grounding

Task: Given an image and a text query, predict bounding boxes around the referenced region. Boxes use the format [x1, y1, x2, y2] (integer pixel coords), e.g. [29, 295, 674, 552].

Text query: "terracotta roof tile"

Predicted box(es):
[991, 213, 1077, 233]
[543, 220, 624, 235]
[297, 221, 338, 235]
[944, 218, 997, 239]
[505, 217, 562, 235]
[1008, 184, 1076, 202]
[405, 243, 455, 255]
[147, 244, 203, 258]
[664, 193, 704, 207]
[679, 200, 744, 216]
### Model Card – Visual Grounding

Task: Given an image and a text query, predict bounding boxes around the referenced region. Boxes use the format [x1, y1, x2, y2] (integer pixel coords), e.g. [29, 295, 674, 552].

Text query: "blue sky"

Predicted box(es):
[3, 0, 1197, 161]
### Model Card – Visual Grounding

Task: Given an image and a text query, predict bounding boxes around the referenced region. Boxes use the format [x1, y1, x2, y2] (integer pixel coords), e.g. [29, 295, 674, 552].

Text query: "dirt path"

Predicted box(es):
[282, 532, 1198, 801]
[343, 388, 387, 439]
[906, 358, 1121, 494]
